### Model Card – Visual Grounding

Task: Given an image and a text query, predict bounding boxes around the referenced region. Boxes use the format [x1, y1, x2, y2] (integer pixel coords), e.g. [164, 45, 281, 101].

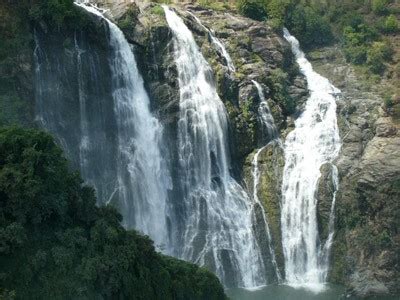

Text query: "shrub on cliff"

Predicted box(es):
[0, 127, 226, 299]
[285, 5, 333, 49]
[268, 68, 295, 114]
[382, 15, 399, 33]
[342, 23, 378, 64]
[366, 41, 393, 73]
[29, 0, 88, 29]
[371, 0, 391, 15]
[236, 0, 268, 21]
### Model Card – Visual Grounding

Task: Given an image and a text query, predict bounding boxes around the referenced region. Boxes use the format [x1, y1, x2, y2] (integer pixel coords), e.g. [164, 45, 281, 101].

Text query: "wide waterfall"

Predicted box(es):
[251, 81, 282, 282]
[36, 2, 172, 250]
[281, 29, 341, 291]
[163, 6, 265, 288]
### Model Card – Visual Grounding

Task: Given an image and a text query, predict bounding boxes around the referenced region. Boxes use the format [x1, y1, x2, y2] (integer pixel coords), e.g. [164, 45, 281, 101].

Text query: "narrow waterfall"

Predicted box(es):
[253, 80, 278, 142]
[163, 6, 265, 288]
[37, 2, 172, 250]
[188, 11, 236, 72]
[251, 80, 282, 282]
[319, 165, 340, 280]
[281, 29, 341, 291]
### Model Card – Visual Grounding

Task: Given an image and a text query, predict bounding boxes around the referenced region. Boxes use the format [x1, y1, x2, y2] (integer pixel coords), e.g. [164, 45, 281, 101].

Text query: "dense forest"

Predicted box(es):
[0, 127, 226, 299]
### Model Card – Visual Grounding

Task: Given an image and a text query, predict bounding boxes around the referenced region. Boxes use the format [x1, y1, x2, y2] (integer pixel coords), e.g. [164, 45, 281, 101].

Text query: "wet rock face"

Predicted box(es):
[116, 3, 307, 282]
[316, 163, 336, 242]
[309, 47, 400, 297]
[120, 3, 307, 166]
[243, 142, 285, 273]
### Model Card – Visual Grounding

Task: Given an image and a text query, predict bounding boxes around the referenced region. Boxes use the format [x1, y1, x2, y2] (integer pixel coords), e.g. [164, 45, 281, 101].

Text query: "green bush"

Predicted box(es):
[150, 5, 165, 16]
[383, 14, 399, 33]
[118, 5, 139, 31]
[286, 5, 333, 49]
[266, 0, 292, 28]
[344, 44, 368, 64]
[371, 0, 391, 15]
[366, 41, 393, 73]
[268, 68, 295, 114]
[29, 0, 88, 29]
[384, 94, 394, 108]
[0, 127, 226, 299]
[342, 24, 378, 64]
[236, 0, 268, 21]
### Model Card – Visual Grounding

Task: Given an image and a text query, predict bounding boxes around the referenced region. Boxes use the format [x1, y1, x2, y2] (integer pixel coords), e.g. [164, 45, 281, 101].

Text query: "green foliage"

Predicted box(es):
[384, 94, 394, 108]
[0, 2, 33, 127]
[236, 0, 268, 21]
[268, 68, 295, 114]
[198, 0, 232, 11]
[342, 24, 378, 65]
[286, 5, 333, 49]
[371, 0, 391, 15]
[267, 0, 292, 29]
[383, 14, 399, 33]
[150, 5, 165, 16]
[153, 0, 172, 4]
[29, 0, 89, 29]
[0, 127, 226, 299]
[366, 41, 393, 73]
[118, 5, 140, 31]
[236, 0, 333, 47]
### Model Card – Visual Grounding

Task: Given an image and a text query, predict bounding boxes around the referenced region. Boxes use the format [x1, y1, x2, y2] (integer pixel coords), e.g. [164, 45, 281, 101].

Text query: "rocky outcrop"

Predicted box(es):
[309, 47, 400, 297]
[243, 141, 286, 272]
[316, 163, 337, 242]
[117, 3, 307, 167]
[115, 2, 307, 283]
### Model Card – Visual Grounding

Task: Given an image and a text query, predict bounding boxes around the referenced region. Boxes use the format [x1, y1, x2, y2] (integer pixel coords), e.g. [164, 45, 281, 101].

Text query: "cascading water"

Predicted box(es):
[188, 11, 236, 73]
[37, 2, 172, 250]
[253, 80, 278, 143]
[281, 28, 341, 291]
[163, 6, 265, 288]
[104, 8, 172, 249]
[251, 81, 282, 283]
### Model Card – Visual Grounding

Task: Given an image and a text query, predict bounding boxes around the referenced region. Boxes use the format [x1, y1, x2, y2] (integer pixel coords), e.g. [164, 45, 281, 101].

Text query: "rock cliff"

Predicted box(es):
[310, 47, 400, 297]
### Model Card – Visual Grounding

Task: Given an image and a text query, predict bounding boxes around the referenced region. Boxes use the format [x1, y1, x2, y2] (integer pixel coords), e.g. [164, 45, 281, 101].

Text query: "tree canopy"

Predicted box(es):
[0, 127, 226, 299]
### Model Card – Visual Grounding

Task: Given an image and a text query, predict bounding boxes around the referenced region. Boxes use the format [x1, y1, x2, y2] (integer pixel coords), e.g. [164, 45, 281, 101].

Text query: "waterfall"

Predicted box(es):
[36, 2, 172, 250]
[251, 80, 282, 282]
[163, 6, 265, 288]
[281, 28, 341, 291]
[188, 11, 236, 73]
[253, 80, 278, 143]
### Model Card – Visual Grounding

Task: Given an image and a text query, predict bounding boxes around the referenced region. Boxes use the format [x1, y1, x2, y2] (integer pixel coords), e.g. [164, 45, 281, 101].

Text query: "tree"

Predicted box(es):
[0, 127, 226, 299]
[286, 5, 333, 49]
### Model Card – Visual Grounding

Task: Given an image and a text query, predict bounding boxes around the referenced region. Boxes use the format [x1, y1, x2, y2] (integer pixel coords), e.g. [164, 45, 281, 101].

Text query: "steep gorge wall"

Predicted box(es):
[119, 3, 307, 276]
[310, 47, 400, 297]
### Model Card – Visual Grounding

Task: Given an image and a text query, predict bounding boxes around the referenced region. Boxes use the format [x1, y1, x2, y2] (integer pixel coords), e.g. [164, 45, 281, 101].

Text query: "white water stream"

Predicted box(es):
[251, 80, 282, 282]
[281, 28, 341, 291]
[74, 2, 172, 250]
[163, 6, 265, 288]
[188, 11, 236, 73]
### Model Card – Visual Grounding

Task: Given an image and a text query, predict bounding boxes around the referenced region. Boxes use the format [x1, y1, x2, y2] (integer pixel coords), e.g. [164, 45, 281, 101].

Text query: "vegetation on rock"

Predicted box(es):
[0, 127, 226, 299]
